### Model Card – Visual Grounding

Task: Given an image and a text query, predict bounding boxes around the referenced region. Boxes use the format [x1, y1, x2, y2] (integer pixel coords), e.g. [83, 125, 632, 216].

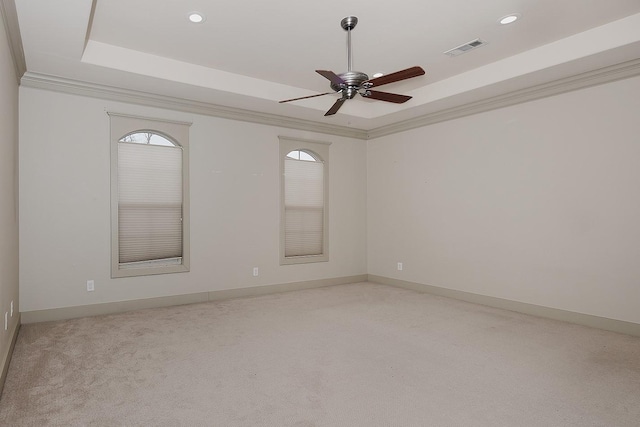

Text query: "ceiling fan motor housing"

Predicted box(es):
[330, 71, 369, 97]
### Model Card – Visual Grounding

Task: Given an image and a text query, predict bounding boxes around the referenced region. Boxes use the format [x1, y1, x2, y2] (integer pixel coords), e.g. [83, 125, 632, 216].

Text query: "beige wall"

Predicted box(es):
[18, 87, 367, 312]
[17, 69, 640, 326]
[0, 6, 20, 376]
[367, 76, 640, 325]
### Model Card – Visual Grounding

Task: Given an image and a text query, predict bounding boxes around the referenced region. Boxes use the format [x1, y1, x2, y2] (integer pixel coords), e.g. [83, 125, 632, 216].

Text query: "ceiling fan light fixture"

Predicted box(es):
[372, 72, 384, 78]
[499, 14, 520, 25]
[188, 12, 205, 23]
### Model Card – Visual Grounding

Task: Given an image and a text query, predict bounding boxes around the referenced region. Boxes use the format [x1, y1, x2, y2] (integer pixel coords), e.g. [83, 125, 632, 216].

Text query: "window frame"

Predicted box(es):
[279, 136, 330, 265]
[109, 113, 191, 278]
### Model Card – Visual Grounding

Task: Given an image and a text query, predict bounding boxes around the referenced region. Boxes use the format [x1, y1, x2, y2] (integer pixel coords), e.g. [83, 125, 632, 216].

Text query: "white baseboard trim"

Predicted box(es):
[21, 293, 209, 324]
[206, 275, 368, 301]
[0, 314, 20, 398]
[20, 275, 368, 324]
[369, 275, 640, 337]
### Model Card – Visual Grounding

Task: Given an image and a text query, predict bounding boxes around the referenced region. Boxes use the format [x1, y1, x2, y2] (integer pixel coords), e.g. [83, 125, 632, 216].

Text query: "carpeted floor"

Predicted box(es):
[1, 282, 639, 426]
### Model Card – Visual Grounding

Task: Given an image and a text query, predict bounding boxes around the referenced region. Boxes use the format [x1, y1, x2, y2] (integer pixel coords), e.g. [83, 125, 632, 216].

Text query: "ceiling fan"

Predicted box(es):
[279, 16, 425, 116]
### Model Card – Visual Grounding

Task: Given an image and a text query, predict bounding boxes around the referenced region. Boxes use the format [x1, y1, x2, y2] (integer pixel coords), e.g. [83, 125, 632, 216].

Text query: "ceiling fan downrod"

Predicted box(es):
[341, 16, 358, 72]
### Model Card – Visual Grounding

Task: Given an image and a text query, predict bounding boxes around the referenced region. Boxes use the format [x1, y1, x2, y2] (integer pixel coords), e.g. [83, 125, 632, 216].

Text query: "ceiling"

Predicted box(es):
[11, 0, 640, 132]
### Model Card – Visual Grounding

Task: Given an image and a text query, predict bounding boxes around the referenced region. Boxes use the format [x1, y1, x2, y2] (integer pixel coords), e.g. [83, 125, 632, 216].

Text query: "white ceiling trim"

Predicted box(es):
[368, 58, 640, 139]
[82, 40, 314, 107]
[20, 71, 368, 140]
[0, 0, 26, 83]
[21, 56, 640, 141]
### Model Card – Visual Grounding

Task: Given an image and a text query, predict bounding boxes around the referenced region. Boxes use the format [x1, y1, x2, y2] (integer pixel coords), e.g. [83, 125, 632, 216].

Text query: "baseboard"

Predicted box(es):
[21, 292, 210, 324]
[20, 274, 639, 337]
[20, 274, 368, 324]
[0, 314, 20, 398]
[207, 275, 368, 301]
[368, 275, 640, 337]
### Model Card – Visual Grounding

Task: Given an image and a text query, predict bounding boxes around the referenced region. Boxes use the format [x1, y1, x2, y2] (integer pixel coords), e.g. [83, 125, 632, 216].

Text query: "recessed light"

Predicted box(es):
[499, 14, 520, 25]
[372, 72, 384, 78]
[188, 12, 205, 23]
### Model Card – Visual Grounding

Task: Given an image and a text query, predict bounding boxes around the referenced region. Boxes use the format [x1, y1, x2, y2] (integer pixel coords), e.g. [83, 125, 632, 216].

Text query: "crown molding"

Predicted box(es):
[20, 72, 370, 140]
[367, 58, 640, 139]
[19, 58, 640, 141]
[0, 0, 26, 83]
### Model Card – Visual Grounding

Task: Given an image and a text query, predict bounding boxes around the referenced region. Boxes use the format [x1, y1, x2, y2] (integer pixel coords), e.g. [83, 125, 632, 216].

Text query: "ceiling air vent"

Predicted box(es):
[443, 39, 488, 57]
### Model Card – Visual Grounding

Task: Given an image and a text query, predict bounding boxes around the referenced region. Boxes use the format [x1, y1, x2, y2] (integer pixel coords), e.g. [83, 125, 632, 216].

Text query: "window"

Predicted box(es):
[279, 136, 330, 264]
[110, 113, 191, 278]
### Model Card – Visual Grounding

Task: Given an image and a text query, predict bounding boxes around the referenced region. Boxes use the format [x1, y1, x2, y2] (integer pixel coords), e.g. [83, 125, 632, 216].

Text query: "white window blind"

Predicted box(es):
[284, 158, 324, 257]
[118, 142, 183, 264]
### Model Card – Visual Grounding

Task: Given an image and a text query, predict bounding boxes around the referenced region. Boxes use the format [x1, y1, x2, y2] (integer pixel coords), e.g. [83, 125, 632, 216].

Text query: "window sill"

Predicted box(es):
[280, 254, 329, 265]
[111, 263, 189, 278]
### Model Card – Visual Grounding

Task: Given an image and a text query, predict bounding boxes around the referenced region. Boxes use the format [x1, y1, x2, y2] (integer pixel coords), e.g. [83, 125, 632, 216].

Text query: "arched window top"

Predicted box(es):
[119, 131, 177, 147]
[286, 149, 321, 162]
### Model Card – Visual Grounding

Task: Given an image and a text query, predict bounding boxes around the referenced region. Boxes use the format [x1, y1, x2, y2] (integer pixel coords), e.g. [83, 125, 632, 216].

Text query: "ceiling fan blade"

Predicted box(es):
[362, 90, 412, 104]
[325, 98, 346, 116]
[279, 92, 334, 103]
[316, 70, 346, 87]
[364, 66, 425, 88]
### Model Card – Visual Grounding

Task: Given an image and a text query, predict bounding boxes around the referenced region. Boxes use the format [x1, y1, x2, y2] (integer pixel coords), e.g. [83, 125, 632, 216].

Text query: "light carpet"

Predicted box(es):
[1, 282, 639, 426]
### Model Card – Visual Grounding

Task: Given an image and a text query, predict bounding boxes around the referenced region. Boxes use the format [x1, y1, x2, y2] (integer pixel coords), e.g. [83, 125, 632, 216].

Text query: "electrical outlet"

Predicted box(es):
[397, 262, 403, 271]
[87, 280, 95, 292]
[252, 267, 259, 277]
